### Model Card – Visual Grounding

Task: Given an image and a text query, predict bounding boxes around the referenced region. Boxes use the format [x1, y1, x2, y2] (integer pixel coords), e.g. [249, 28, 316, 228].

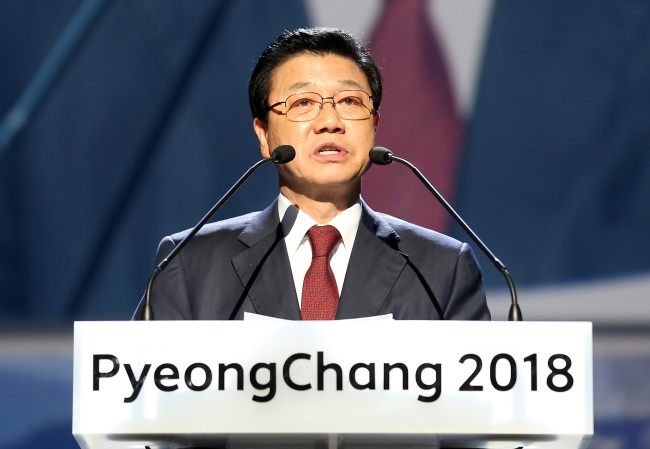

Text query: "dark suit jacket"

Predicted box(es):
[134, 199, 490, 321]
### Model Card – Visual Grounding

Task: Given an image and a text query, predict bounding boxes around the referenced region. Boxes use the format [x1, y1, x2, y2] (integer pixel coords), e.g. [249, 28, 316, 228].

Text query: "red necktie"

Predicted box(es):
[301, 225, 342, 320]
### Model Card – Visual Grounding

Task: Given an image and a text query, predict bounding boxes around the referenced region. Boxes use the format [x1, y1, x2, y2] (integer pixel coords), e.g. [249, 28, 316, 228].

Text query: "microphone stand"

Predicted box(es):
[141, 146, 295, 320]
[370, 147, 522, 321]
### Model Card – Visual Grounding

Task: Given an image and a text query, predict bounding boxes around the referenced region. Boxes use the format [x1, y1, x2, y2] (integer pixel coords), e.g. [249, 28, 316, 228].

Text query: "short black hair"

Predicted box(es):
[248, 27, 382, 122]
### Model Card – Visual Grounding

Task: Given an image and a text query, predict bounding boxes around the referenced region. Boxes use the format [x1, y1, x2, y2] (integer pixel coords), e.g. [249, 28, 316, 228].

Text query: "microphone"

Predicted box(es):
[141, 145, 296, 320]
[369, 146, 522, 321]
[270, 144, 295, 164]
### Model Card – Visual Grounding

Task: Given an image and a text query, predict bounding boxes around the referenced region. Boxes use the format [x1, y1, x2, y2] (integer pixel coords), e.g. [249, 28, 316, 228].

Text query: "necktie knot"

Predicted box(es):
[307, 225, 341, 258]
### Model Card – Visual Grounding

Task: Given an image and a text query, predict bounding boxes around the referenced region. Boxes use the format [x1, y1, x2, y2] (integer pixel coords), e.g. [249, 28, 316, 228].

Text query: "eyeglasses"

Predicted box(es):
[267, 90, 375, 122]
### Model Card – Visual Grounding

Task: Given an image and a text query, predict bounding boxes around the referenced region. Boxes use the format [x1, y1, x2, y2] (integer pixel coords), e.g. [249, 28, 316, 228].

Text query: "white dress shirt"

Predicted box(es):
[278, 194, 362, 307]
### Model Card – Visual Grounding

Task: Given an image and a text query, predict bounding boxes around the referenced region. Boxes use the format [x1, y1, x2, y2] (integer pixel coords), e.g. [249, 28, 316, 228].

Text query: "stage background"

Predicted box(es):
[1, 1, 649, 448]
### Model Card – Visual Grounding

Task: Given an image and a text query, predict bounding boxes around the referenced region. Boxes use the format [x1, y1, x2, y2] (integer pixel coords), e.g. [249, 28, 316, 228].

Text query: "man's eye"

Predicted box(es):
[338, 96, 362, 106]
[291, 98, 316, 109]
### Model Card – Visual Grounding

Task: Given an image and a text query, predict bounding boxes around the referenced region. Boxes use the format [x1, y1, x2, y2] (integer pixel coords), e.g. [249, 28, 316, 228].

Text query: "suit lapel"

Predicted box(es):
[232, 200, 301, 320]
[336, 202, 408, 319]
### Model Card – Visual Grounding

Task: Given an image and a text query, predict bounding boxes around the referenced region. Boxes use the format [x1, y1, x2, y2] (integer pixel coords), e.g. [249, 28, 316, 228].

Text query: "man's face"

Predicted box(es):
[254, 53, 379, 200]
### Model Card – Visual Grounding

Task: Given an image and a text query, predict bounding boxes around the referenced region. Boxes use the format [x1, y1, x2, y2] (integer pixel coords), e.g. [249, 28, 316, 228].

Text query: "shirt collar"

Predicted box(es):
[278, 194, 362, 258]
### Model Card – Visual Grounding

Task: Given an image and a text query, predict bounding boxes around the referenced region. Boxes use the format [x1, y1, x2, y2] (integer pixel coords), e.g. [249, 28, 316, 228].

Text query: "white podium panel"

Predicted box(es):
[73, 320, 593, 449]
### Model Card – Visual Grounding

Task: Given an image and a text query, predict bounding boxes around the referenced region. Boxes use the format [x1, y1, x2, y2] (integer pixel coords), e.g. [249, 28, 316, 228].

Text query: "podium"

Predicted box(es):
[73, 320, 593, 449]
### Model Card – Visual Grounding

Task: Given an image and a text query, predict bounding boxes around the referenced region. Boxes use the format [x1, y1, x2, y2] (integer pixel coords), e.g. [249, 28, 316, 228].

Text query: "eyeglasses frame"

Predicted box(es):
[266, 89, 376, 122]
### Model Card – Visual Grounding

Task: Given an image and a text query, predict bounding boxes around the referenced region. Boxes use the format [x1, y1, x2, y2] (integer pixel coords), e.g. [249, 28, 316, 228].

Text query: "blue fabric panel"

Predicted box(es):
[453, 0, 650, 287]
[0, 0, 309, 320]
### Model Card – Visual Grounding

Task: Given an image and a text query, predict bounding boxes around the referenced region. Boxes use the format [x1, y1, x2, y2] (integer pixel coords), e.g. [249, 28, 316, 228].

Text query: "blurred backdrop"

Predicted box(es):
[1, 0, 649, 448]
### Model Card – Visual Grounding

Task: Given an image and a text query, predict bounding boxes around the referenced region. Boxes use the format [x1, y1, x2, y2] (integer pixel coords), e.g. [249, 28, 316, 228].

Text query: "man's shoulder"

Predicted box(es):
[375, 211, 465, 252]
[167, 211, 261, 244]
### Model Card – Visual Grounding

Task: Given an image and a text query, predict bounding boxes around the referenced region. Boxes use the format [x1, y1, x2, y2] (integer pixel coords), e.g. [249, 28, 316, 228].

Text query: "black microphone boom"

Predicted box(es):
[369, 146, 522, 321]
[141, 145, 295, 320]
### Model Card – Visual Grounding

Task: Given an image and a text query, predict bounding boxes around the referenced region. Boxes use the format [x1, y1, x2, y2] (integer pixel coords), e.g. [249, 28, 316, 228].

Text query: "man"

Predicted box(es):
[134, 27, 490, 321]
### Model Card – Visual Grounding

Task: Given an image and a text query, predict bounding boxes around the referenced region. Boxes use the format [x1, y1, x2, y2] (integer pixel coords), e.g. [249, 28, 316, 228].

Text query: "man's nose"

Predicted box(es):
[314, 100, 344, 131]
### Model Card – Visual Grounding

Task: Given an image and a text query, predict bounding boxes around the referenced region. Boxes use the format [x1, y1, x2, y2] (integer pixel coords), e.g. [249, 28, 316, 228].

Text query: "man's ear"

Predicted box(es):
[253, 118, 270, 158]
[373, 111, 380, 130]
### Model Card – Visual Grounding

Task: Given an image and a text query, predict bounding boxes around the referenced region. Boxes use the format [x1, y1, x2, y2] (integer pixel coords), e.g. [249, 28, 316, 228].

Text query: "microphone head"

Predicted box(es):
[369, 146, 393, 165]
[271, 145, 296, 164]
